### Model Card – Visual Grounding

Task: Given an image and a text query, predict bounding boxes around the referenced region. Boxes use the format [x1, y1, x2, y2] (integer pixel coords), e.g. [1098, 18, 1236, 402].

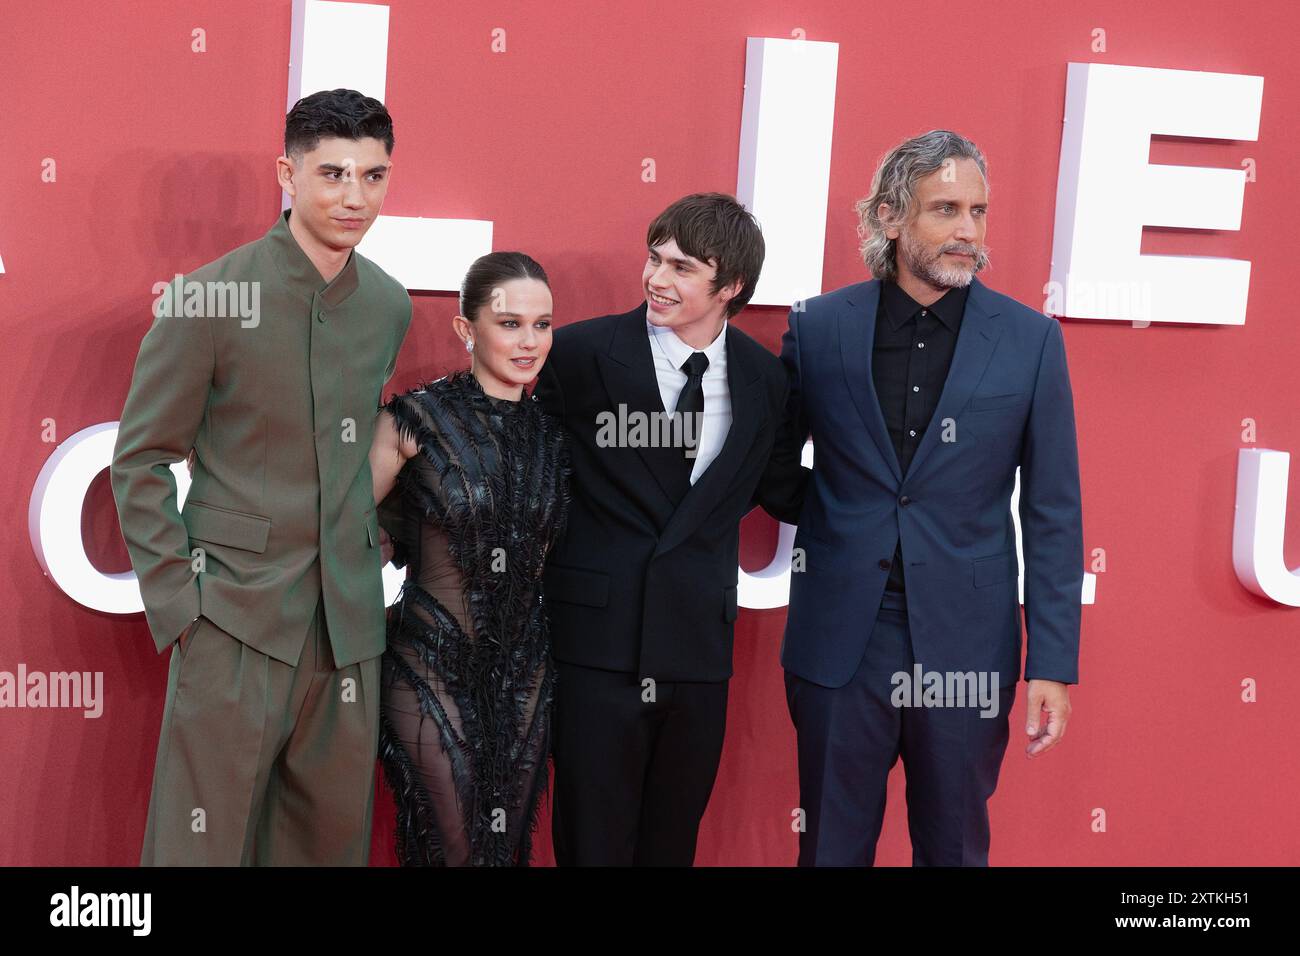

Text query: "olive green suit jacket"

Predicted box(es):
[111, 209, 412, 667]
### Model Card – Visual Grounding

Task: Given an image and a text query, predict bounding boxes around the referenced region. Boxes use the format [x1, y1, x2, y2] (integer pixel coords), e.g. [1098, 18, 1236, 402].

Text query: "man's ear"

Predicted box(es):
[276, 155, 297, 197]
[878, 201, 901, 241]
[717, 276, 743, 306]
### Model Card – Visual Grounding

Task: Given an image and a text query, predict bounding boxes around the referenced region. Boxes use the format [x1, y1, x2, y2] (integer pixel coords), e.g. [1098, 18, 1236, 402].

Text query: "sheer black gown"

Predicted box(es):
[376, 369, 569, 866]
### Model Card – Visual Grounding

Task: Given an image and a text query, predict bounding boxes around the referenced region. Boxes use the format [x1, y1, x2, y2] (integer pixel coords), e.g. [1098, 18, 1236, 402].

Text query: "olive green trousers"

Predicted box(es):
[140, 597, 381, 866]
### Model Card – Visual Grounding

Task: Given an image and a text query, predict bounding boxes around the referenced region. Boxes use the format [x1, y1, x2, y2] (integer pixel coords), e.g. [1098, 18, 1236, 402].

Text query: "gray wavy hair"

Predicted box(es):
[855, 130, 989, 281]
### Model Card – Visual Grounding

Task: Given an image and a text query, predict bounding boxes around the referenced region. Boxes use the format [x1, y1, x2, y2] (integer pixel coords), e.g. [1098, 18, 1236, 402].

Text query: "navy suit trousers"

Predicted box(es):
[785, 589, 1016, 866]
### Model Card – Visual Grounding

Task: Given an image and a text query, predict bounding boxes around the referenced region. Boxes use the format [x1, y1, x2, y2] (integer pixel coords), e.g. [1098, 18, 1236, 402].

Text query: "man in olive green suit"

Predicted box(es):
[111, 90, 411, 865]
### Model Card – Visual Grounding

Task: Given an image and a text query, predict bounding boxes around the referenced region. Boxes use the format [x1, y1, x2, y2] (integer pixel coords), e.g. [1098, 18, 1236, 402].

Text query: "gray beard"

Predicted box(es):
[899, 231, 988, 289]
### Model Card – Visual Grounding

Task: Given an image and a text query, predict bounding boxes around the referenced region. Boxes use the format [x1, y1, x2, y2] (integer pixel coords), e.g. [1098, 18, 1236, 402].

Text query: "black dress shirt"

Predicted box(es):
[871, 280, 970, 593]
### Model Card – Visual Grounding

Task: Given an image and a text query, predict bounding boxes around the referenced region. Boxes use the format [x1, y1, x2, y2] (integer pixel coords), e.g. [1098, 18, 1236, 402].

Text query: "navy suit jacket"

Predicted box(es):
[779, 276, 1083, 689]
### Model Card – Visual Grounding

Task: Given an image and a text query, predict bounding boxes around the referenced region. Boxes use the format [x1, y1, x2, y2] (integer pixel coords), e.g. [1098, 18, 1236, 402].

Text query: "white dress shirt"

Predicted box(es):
[646, 318, 732, 485]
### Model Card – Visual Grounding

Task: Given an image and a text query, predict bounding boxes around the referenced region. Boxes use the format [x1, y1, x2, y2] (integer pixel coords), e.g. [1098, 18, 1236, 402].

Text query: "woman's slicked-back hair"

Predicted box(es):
[646, 193, 765, 319]
[460, 252, 551, 321]
[855, 130, 988, 281]
[284, 88, 395, 163]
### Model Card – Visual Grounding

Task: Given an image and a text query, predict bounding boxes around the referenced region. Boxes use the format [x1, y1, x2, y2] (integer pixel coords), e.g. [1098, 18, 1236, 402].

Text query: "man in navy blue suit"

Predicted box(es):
[779, 130, 1083, 865]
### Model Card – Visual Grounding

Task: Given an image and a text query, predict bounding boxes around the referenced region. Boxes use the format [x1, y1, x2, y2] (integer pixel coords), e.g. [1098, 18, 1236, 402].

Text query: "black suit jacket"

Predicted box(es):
[533, 302, 807, 682]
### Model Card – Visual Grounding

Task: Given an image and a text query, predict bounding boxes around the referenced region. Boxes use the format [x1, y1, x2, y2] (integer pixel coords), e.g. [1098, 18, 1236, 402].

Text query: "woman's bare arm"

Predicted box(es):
[370, 407, 418, 504]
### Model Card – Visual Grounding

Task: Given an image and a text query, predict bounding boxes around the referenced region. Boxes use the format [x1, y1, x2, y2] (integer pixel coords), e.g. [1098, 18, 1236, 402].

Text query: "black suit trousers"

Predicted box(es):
[550, 660, 729, 866]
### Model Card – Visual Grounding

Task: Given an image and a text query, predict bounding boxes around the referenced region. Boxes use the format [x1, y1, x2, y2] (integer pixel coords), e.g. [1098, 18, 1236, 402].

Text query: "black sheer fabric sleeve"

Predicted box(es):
[375, 484, 407, 569]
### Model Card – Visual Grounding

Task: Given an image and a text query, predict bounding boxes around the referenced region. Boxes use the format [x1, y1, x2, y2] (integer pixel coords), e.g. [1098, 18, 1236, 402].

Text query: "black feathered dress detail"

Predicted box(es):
[376, 369, 569, 866]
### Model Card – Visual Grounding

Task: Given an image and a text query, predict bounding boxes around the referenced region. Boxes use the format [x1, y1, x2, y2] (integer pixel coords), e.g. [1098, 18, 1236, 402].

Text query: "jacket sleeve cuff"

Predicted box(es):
[1023, 666, 1078, 685]
[144, 585, 201, 655]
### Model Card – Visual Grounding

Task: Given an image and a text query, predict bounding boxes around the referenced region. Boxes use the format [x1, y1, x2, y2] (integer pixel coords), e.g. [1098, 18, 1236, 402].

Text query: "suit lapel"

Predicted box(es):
[653, 328, 765, 558]
[595, 304, 688, 506]
[902, 277, 1003, 480]
[840, 280, 904, 483]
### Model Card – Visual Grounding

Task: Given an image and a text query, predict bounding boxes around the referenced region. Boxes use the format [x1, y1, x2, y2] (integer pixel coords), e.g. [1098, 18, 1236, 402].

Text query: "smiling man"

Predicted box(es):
[111, 88, 412, 865]
[534, 192, 808, 865]
[777, 130, 1084, 866]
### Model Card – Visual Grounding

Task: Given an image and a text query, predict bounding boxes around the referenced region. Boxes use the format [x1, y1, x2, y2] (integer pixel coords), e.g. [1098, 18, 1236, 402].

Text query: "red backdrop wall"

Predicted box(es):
[2, 0, 1298, 866]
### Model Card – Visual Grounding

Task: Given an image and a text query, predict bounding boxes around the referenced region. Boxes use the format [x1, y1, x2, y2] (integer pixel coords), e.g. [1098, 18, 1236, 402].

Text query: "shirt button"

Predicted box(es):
[912, 386, 920, 392]
[917, 342, 925, 349]
[317, 311, 326, 323]
[921, 310, 928, 316]
[899, 495, 912, 506]
[908, 429, 916, 437]
[878, 559, 891, 570]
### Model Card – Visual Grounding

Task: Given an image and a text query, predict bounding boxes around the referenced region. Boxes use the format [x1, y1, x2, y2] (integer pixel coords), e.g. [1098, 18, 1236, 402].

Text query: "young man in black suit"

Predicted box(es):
[533, 192, 806, 865]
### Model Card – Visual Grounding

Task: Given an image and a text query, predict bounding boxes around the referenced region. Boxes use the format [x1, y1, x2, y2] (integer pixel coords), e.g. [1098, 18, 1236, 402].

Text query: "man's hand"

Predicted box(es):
[379, 527, 394, 566]
[1025, 679, 1071, 757]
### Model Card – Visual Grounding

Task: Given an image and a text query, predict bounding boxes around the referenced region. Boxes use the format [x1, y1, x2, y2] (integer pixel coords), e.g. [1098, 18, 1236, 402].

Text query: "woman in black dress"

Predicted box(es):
[367, 252, 568, 866]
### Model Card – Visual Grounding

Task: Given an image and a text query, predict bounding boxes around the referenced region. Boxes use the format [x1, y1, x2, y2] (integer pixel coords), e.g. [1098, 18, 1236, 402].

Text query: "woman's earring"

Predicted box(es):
[466, 339, 474, 353]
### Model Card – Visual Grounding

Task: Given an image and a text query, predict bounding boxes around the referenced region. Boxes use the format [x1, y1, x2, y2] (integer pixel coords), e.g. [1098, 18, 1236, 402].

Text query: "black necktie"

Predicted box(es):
[674, 351, 709, 481]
